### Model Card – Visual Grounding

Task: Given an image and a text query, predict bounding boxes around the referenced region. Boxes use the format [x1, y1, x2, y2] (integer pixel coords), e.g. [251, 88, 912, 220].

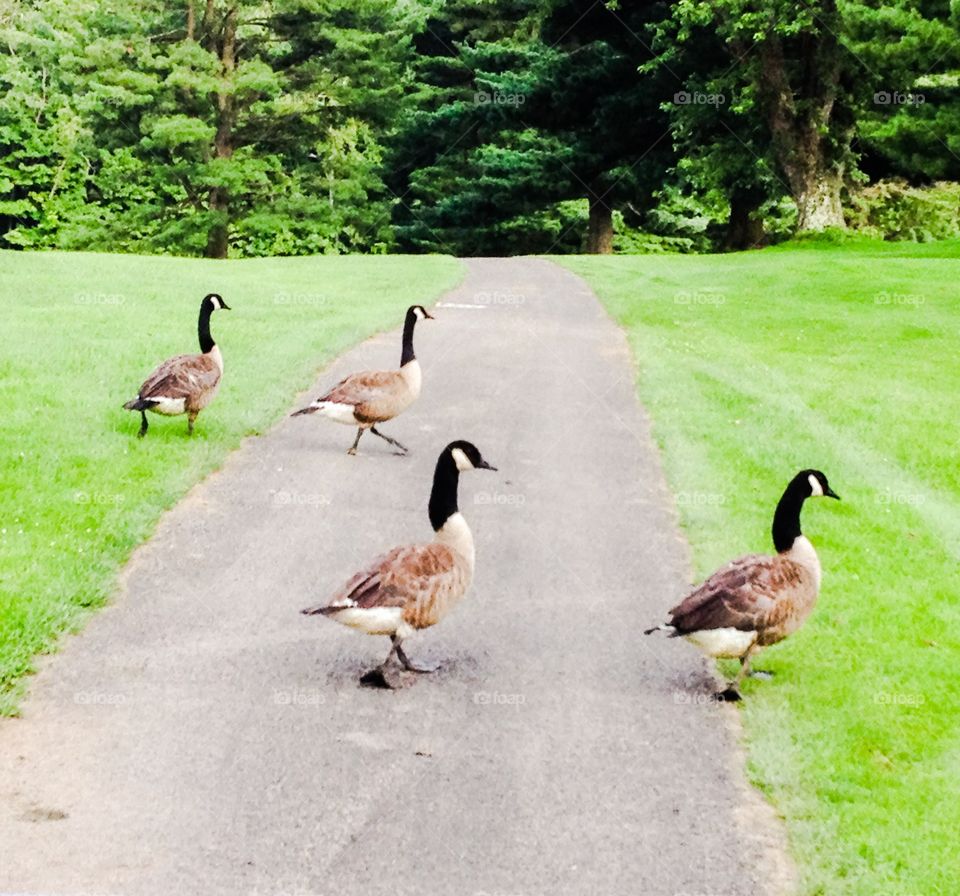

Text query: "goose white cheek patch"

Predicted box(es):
[808, 474, 824, 497]
[451, 447, 473, 471]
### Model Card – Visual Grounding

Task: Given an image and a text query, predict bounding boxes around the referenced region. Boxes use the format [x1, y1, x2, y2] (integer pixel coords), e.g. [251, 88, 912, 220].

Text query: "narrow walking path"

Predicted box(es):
[0, 258, 791, 896]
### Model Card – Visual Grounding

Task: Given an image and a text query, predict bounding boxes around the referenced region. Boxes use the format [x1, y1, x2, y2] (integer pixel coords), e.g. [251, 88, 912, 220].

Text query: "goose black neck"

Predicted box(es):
[772, 479, 806, 553]
[428, 450, 460, 531]
[198, 303, 215, 354]
[400, 309, 418, 367]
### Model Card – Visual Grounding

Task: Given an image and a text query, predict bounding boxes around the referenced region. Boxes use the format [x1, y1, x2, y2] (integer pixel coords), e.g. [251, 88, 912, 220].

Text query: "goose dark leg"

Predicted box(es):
[395, 641, 439, 673]
[718, 644, 758, 702]
[347, 427, 364, 455]
[370, 425, 408, 454]
[187, 411, 198, 435]
[138, 412, 149, 438]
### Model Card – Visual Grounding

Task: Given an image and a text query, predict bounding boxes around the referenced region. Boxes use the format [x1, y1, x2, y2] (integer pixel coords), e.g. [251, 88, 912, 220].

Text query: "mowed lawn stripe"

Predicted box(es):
[562, 241, 960, 896]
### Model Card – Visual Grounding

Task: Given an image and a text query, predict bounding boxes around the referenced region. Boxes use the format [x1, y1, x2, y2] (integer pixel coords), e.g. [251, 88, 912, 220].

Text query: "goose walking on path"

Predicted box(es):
[645, 469, 840, 701]
[291, 304, 433, 455]
[302, 440, 496, 688]
[123, 293, 230, 437]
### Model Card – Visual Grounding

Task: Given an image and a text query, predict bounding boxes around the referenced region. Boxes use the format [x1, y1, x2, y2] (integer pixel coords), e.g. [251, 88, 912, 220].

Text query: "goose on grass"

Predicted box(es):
[302, 440, 496, 688]
[123, 293, 230, 437]
[645, 469, 840, 701]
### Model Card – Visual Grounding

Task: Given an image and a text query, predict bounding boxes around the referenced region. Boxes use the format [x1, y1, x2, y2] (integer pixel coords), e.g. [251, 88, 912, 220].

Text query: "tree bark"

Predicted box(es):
[205, 5, 236, 259]
[757, 5, 848, 232]
[186, 1, 195, 40]
[724, 189, 765, 250]
[795, 169, 845, 231]
[586, 194, 613, 254]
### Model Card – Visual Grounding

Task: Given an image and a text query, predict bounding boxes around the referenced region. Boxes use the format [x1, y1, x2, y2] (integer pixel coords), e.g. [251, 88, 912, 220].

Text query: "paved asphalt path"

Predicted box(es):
[0, 258, 791, 896]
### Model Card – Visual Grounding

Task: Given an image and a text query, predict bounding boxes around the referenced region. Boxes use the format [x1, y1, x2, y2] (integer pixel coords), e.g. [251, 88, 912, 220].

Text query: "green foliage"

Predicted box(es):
[846, 180, 960, 242]
[845, 1, 960, 181]
[2, 0, 960, 254]
[388, 0, 675, 254]
[0, 0, 418, 256]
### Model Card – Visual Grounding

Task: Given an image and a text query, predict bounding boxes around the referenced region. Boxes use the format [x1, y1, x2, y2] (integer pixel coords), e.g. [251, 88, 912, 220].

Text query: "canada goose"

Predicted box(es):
[645, 469, 840, 701]
[123, 293, 230, 437]
[291, 304, 433, 455]
[302, 440, 497, 687]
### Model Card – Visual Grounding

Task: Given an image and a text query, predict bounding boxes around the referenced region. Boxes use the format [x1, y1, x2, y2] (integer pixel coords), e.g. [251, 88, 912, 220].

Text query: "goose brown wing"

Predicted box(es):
[318, 370, 401, 407]
[668, 554, 806, 633]
[139, 352, 221, 400]
[305, 543, 462, 629]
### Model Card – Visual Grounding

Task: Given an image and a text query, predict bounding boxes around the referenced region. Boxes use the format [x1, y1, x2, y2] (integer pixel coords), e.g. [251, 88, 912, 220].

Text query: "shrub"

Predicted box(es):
[845, 179, 960, 241]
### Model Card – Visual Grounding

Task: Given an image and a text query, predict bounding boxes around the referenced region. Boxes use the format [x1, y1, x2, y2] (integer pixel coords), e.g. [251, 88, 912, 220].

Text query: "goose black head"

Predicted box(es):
[772, 469, 839, 553]
[447, 440, 497, 472]
[203, 293, 231, 312]
[797, 469, 840, 500]
[408, 304, 434, 321]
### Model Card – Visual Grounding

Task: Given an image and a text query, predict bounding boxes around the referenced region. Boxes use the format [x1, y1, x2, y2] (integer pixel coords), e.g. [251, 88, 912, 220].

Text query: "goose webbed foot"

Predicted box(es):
[359, 667, 398, 689]
[370, 425, 408, 455]
[137, 412, 148, 438]
[717, 687, 742, 702]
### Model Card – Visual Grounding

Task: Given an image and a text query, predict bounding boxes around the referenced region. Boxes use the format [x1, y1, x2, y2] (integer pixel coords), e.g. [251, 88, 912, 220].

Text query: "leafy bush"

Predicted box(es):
[845, 180, 960, 241]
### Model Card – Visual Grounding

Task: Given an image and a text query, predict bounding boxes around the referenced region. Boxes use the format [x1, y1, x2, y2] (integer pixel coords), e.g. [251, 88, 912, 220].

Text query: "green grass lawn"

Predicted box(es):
[562, 240, 960, 896]
[0, 251, 462, 714]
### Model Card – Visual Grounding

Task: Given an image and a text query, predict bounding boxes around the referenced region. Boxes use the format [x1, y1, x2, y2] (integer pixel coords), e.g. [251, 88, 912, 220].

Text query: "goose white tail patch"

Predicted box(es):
[808, 474, 824, 497]
[316, 402, 359, 425]
[149, 396, 187, 416]
[326, 606, 404, 636]
[683, 627, 758, 659]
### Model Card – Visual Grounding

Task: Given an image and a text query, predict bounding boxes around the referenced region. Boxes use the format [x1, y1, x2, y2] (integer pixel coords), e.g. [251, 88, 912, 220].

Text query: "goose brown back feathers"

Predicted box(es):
[136, 350, 223, 412]
[317, 368, 419, 423]
[305, 542, 472, 631]
[667, 552, 818, 646]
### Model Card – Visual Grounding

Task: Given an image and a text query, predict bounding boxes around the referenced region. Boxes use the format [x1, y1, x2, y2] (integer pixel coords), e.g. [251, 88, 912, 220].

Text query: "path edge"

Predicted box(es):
[545, 256, 799, 896]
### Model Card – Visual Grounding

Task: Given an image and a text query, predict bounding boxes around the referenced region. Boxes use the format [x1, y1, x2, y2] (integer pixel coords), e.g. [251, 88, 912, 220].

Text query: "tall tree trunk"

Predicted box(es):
[794, 167, 845, 231]
[586, 194, 613, 254]
[205, 5, 236, 259]
[758, 5, 848, 232]
[724, 189, 765, 250]
[201, 0, 216, 37]
[186, 1, 195, 40]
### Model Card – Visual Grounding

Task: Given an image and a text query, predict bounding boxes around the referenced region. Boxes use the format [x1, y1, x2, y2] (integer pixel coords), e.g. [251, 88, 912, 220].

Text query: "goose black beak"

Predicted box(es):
[221, 301, 232, 310]
[424, 310, 435, 319]
[825, 486, 840, 500]
[477, 459, 497, 472]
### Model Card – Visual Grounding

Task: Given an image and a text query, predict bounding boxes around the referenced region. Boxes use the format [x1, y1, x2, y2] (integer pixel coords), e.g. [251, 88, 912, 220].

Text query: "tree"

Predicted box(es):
[845, 1, 960, 183]
[648, 5, 784, 249]
[389, 0, 675, 254]
[0, 0, 416, 256]
[656, 0, 858, 233]
[0, 1, 92, 247]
